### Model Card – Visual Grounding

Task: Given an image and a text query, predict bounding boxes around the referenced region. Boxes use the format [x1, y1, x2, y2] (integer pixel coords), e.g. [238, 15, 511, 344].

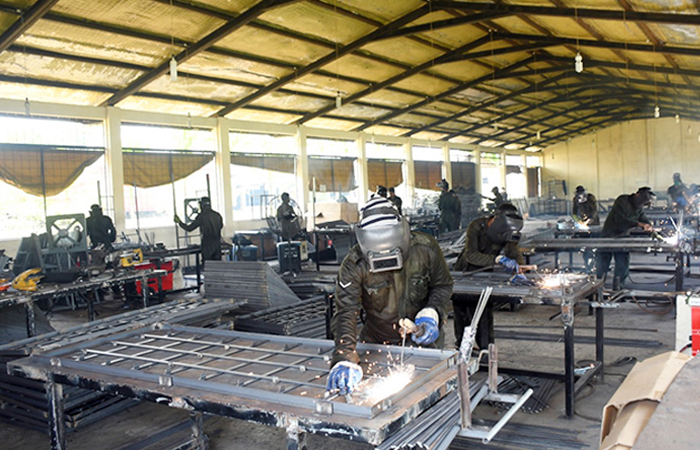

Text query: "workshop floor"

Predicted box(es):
[1, 250, 693, 450]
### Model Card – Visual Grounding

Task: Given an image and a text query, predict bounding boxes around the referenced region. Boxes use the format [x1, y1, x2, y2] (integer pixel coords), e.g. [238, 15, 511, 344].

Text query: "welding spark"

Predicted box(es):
[353, 364, 415, 405]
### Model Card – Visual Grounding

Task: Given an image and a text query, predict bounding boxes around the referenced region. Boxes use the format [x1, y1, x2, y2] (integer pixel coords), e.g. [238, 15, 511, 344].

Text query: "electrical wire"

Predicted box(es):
[631, 295, 674, 315]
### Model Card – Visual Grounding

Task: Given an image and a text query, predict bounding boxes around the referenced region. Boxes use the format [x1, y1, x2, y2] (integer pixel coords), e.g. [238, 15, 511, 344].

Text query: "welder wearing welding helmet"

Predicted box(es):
[572, 185, 600, 226]
[327, 198, 454, 395]
[452, 204, 525, 350]
[596, 187, 654, 289]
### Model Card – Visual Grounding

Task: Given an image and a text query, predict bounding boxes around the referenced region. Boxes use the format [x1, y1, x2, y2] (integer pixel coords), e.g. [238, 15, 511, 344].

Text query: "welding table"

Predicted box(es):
[524, 237, 687, 290]
[0, 269, 164, 338]
[9, 324, 458, 450]
[452, 273, 606, 418]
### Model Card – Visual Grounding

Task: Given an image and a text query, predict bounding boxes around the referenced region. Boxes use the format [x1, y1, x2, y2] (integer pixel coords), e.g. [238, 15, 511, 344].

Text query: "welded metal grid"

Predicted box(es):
[33, 324, 455, 419]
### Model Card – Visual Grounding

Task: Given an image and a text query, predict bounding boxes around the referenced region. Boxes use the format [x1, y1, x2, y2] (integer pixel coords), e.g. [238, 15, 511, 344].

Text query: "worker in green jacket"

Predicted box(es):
[596, 187, 654, 289]
[327, 197, 454, 395]
[437, 179, 459, 233]
[174, 197, 223, 263]
[453, 204, 525, 350]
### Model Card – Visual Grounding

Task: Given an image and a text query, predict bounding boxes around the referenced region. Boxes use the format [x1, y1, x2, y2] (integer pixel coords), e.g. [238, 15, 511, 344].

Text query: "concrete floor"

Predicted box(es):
[0, 249, 690, 450]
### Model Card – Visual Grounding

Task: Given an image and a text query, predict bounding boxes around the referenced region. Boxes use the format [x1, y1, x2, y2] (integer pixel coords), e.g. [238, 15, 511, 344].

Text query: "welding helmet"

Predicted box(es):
[575, 185, 587, 203]
[633, 187, 655, 208]
[355, 198, 410, 273]
[437, 179, 449, 191]
[199, 197, 211, 209]
[486, 204, 524, 244]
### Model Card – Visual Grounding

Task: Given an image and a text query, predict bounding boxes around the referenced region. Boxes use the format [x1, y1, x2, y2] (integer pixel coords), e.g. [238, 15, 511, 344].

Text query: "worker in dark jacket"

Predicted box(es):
[327, 197, 454, 395]
[488, 187, 506, 209]
[276, 192, 301, 241]
[572, 185, 600, 226]
[667, 173, 690, 210]
[86, 204, 117, 251]
[596, 187, 654, 289]
[174, 197, 223, 263]
[437, 179, 459, 233]
[388, 187, 402, 214]
[453, 204, 525, 350]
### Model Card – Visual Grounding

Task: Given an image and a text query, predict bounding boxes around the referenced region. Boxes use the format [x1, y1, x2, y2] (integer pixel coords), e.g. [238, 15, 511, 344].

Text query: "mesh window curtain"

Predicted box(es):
[367, 160, 403, 190]
[0, 144, 102, 196]
[122, 151, 214, 188]
[414, 161, 443, 191]
[451, 161, 476, 191]
[230, 153, 295, 174]
[307, 158, 356, 192]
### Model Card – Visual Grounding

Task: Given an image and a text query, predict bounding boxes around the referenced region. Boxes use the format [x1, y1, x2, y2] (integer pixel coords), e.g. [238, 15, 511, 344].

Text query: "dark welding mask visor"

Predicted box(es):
[487, 212, 524, 244]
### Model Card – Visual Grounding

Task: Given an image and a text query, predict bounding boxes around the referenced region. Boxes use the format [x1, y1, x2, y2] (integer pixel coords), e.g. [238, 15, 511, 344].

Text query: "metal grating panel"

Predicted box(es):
[11, 324, 457, 420]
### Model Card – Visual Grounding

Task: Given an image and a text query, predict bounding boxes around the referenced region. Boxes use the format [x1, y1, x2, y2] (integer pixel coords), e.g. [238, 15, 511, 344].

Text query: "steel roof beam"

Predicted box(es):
[0, 0, 60, 53]
[431, 2, 700, 26]
[355, 55, 537, 131]
[403, 71, 569, 136]
[100, 0, 288, 107]
[213, 6, 431, 116]
[380, 12, 511, 39]
[497, 32, 700, 58]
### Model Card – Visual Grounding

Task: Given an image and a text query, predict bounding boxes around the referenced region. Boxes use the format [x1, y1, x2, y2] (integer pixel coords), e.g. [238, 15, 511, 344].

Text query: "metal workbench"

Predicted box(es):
[0, 269, 164, 338]
[452, 272, 606, 418]
[9, 324, 458, 450]
[524, 236, 687, 290]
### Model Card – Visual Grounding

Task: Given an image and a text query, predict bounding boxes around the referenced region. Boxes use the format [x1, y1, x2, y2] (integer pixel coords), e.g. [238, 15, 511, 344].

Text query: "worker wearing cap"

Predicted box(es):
[437, 179, 459, 233]
[174, 197, 223, 263]
[596, 187, 655, 289]
[453, 204, 525, 350]
[86, 204, 117, 251]
[572, 185, 599, 226]
[327, 197, 454, 395]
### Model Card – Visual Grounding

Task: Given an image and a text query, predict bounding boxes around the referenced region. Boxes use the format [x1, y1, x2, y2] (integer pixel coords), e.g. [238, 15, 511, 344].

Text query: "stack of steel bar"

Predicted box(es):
[376, 379, 486, 450]
[450, 422, 586, 450]
[487, 376, 560, 414]
[0, 298, 244, 432]
[230, 295, 328, 338]
[204, 261, 301, 312]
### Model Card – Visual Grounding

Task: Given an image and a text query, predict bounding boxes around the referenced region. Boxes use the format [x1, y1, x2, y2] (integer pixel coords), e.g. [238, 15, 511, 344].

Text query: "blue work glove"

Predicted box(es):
[511, 273, 536, 286]
[326, 361, 362, 395]
[412, 308, 440, 346]
[496, 255, 520, 274]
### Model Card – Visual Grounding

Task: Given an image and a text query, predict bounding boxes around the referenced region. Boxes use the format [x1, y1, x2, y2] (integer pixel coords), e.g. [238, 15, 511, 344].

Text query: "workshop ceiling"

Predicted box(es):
[2, 1, 700, 149]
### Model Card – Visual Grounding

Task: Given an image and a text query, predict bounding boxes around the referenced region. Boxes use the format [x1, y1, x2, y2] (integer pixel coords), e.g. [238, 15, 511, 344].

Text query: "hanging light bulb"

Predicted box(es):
[675, 113, 680, 123]
[688, 125, 693, 135]
[335, 92, 342, 109]
[170, 56, 178, 82]
[187, 112, 192, 129]
[493, 122, 499, 131]
[654, 105, 660, 118]
[536, 129, 541, 140]
[24, 97, 30, 116]
[697, 132, 700, 143]
[574, 52, 583, 73]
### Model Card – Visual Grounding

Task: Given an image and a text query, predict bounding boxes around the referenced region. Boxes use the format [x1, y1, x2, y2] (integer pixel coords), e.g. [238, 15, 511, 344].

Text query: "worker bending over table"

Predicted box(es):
[328, 197, 454, 394]
[453, 204, 525, 350]
[596, 187, 654, 289]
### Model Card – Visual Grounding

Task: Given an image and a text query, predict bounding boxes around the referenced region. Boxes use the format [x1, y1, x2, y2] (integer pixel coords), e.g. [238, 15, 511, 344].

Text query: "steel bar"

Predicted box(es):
[493, 330, 663, 348]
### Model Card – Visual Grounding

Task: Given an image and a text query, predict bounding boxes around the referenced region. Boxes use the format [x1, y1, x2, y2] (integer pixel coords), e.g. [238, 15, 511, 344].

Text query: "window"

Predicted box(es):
[450, 149, 475, 193]
[122, 124, 216, 229]
[480, 152, 502, 196]
[307, 138, 358, 203]
[0, 115, 105, 239]
[230, 132, 297, 220]
[505, 154, 526, 199]
[365, 141, 406, 201]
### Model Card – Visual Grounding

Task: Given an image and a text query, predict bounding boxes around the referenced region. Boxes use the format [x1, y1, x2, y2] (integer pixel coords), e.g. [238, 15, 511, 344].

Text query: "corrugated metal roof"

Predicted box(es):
[1, 0, 700, 149]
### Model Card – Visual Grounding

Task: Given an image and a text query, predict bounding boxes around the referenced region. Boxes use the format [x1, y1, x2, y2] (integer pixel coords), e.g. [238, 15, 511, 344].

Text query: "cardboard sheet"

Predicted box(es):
[599, 351, 691, 450]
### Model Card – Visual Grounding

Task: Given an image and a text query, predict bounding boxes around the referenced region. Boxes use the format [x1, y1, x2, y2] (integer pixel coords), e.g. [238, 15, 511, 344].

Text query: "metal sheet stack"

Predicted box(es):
[0, 298, 243, 432]
[230, 295, 329, 339]
[204, 261, 301, 313]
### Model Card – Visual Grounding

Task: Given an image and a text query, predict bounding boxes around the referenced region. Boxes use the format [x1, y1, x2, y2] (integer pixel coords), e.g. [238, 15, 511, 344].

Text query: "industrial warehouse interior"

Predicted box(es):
[1, 0, 700, 449]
